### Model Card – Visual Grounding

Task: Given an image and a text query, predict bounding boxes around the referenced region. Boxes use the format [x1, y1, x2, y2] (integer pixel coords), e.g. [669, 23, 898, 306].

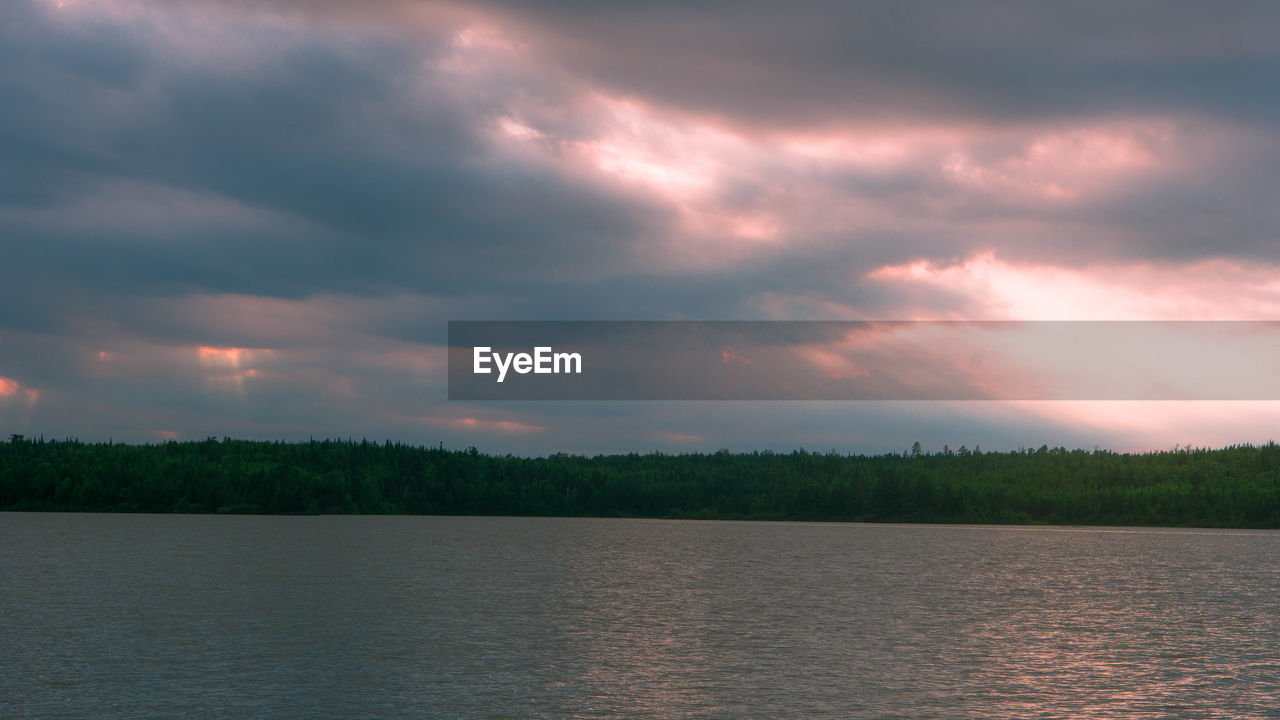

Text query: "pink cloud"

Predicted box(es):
[795, 346, 871, 381]
[868, 251, 1280, 320]
[198, 345, 252, 366]
[81, 328, 438, 407]
[720, 345, 751, 365]
[196, 345, 279, 400]
[477, 52, 1197, 274]
[422, 416, 546, 435]
[0, 377, 40, 405]
[649, 430, 704, 443]
[969, 401, 1280, 453]
[940, 122, 1169, 201]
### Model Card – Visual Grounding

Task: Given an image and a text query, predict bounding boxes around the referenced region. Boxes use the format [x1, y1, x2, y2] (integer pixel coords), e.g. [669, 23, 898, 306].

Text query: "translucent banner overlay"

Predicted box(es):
[448, 321, 1280, 400]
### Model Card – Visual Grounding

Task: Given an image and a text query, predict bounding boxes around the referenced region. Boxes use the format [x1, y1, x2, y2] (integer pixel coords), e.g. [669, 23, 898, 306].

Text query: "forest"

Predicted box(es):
[3, 436, 1280, 527]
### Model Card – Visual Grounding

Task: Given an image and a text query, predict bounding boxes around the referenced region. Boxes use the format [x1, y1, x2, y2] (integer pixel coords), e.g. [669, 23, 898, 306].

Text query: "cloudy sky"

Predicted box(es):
[4, 0, 1280, 454]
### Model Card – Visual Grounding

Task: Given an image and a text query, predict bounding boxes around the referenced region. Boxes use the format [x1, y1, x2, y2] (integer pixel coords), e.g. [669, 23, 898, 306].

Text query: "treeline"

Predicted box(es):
[2, 437, 1280, 527]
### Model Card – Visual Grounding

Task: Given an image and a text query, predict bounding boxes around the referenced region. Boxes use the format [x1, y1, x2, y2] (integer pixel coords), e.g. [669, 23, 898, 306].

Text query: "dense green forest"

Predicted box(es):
[3, 436, 1280, 527]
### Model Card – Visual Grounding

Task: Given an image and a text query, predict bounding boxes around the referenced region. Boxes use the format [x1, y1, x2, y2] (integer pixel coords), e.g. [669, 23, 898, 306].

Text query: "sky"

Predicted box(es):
[4, 0, 1280, 454]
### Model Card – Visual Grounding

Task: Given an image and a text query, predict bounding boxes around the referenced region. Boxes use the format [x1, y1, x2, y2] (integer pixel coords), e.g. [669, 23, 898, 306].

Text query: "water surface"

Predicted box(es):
[3, 514, 1279, 718]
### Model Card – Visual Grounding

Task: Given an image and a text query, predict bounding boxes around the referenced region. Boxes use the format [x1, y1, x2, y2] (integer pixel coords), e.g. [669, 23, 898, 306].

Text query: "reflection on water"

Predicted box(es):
[3, 514, 1279, 718]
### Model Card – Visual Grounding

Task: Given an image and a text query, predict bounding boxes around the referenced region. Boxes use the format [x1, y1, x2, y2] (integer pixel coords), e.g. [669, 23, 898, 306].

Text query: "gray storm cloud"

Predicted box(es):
[4, 0, 1280, 452]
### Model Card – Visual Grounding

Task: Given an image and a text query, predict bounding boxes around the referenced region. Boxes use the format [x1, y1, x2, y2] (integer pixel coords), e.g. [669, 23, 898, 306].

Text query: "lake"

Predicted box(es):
[3, 514, 1279, 718]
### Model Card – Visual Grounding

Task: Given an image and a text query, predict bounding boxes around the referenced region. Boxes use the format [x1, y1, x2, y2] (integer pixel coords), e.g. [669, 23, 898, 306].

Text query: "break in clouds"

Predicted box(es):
[4, 0, 1280, 453]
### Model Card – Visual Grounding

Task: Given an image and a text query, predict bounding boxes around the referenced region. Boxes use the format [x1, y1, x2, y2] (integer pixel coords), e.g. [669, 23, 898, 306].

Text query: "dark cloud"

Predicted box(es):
[0, 0, 667, 308]
[4, 0, 1280, 451]
[478, 0, 1280, 129]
